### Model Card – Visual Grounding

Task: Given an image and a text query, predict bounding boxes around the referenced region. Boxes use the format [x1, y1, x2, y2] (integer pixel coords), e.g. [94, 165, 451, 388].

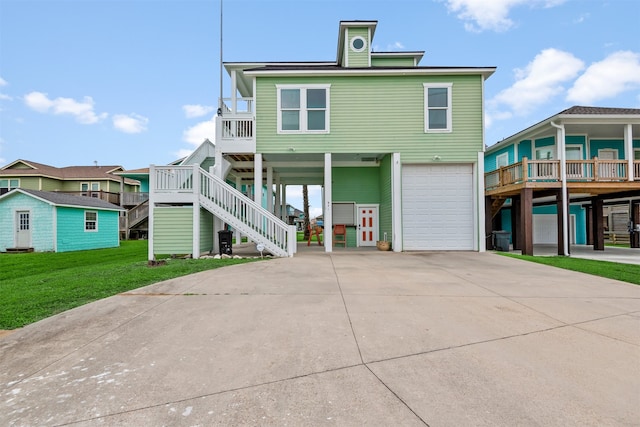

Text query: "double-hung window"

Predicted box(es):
[85, 211, 98, 231]
[424, 83, 452, 132]
[277, 85, 330, 133]
[0, 179, 19, 195]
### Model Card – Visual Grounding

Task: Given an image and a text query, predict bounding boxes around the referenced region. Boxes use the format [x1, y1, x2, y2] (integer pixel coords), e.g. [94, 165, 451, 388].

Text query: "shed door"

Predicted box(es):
[15, 211, 31, 248]
[402, 164, 474, 250]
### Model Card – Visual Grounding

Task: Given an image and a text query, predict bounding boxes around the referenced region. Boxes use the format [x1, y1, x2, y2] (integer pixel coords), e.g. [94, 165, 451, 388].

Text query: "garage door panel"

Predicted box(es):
[402, 164, 474, 251]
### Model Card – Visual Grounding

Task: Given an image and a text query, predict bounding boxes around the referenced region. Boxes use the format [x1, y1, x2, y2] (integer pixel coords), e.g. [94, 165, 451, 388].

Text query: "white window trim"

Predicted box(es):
[496, 152, 509, 168]
[424, 83, 453, 133]
[85, 210, 98, 232]
[276, 84, 331, 134]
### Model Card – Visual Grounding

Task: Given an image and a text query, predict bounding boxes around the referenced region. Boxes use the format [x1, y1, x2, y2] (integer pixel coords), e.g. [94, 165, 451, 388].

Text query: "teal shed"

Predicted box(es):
[0, 189, 123, 253]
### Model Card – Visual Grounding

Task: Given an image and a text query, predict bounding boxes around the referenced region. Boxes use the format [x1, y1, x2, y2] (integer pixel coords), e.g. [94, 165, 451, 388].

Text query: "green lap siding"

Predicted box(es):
[200, 208, 214, 254]
[56, 207, 120, 252]
[379, 155, 392, 243]
[255, 75, 484, 162]
[345, 27, 370, 67]
[152, 206, 193, 255]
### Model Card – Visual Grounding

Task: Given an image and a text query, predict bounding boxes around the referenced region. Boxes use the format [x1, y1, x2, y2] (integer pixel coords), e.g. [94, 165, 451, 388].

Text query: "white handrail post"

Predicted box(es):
[148, 165, 156, 261]
[288, 225, 297, 256]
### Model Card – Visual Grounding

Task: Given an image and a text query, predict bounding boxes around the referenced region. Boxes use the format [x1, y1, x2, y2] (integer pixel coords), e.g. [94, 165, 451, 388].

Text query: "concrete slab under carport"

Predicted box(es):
[1, 250, 639, 426]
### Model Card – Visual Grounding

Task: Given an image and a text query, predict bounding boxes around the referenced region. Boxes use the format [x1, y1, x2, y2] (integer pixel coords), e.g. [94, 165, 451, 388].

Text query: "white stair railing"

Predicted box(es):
[198, 169, 295, 257]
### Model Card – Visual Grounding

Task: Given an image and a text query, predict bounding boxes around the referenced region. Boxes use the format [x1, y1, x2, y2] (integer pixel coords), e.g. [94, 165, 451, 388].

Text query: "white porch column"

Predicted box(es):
[392, 153, 402, 252]
[324, 153, 333, 251]
[275, 176, 281, 218]
[254, 154, 263, 207]
[476, 152, 486, 252]
[551, 121, 569, 256]
[192, 164, 201, 258]
[235, 176, 243, 244]
[267, 166, 274, 212]
[231, 69, 237, 113]
[625, 123, 634, 181]
[282, 184, 287, 222]
[214, 148, 223, 178]
[148, 165, 155, 260]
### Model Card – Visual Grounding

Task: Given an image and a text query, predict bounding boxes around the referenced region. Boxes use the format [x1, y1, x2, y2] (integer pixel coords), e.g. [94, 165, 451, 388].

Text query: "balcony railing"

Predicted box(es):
[486, 157, 640, 191]
[121, 192, 149, 206]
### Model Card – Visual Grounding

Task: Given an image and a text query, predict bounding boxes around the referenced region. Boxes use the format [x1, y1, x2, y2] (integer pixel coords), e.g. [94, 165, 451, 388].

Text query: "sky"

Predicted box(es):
[1, 0, 639, 218]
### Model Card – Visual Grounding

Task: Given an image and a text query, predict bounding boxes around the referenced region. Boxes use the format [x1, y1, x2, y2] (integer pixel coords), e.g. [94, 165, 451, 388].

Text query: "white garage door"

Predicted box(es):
[533, 214, 576, 244]
[402, 164, 474, 250]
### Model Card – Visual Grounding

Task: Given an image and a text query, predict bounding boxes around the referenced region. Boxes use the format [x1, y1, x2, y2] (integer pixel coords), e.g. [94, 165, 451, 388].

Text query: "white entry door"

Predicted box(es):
[357, 204, 378, 247]
[15, 210, 31, 248]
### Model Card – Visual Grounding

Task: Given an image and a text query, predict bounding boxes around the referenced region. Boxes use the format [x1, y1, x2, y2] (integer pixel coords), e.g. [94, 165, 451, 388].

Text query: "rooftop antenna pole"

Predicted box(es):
[217, 0, 223, 116]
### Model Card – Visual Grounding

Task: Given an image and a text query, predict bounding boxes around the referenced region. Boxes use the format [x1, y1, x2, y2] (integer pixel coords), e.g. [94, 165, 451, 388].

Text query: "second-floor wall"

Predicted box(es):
[254, 73, 487, 163]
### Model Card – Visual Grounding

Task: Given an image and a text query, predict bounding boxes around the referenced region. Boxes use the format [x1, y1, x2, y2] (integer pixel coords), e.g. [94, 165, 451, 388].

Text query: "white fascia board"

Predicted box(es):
[244, 67, 496, 79]
[556, 114, 640, 124]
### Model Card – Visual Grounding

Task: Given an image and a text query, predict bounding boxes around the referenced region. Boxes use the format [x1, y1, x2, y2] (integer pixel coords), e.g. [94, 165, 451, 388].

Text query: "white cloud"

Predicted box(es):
[182, 117, 216, 145]
[183, 104, 215, 118]
[0, 93, 12, 101]
[24, 91, 107, 124]
[489, 48, 584, 114]
[0, 77, 7, 86]
[112, 113, 148, 134]
[442, 0, 565, 32]
[173, 148, 194, 160]
[567, 51, 640, 104]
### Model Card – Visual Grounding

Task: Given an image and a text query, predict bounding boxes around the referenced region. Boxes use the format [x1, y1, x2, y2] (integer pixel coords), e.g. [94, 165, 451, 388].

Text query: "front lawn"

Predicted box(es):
[0, 241, 260, 330]
[501, 253, 640, 285]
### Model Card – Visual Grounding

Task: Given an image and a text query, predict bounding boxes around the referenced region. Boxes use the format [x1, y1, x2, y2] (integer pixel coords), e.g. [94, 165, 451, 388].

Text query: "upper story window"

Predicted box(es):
[496, 153, 509, 168]
[277, 85, 330, 133]
[424, 83, 452, 133]
[0, 178, 19, 195]
[535, 147, 555, 160]
[81, 182, 100, 198]
[85, 211, 98, 232]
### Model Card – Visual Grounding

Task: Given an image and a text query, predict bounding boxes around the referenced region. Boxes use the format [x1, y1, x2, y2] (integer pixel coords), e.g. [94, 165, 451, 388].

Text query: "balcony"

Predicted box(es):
[216, 97, 255, 153]
[485, 157, 640, 196]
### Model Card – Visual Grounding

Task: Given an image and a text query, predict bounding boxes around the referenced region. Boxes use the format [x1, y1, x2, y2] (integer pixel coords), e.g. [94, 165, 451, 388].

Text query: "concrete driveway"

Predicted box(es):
[2, 251, 639, 426]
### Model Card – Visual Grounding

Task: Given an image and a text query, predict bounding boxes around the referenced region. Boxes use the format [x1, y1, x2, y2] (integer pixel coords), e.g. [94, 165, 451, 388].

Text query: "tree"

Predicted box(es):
[303, 184, 310, 240]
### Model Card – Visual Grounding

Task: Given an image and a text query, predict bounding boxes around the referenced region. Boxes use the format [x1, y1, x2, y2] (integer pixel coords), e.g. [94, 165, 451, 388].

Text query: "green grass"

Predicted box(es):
[0, 241, 261, 330]
[297, 231, 323, 242]
[501, 253, 640, 285]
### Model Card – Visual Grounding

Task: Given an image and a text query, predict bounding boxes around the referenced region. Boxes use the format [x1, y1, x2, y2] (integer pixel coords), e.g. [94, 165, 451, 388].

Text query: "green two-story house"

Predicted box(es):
[148, 20, 495, 258]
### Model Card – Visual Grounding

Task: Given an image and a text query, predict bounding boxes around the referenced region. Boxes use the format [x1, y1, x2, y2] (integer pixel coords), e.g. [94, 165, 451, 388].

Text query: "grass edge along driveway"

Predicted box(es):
[501, 253, 640, 286]
[0, 241, 261, 330]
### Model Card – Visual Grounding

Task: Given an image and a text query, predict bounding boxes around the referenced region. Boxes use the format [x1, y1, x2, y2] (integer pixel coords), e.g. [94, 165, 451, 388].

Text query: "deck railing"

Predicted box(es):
[55, 190, 120, 205]
[153, 167, 194, 192]
[486, 157, 637, 191]
[121, 192, 149, 206]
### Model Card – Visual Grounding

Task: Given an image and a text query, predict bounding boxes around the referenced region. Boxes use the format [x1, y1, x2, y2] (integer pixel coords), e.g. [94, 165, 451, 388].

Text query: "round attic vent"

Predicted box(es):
[351, 36, 366, 52]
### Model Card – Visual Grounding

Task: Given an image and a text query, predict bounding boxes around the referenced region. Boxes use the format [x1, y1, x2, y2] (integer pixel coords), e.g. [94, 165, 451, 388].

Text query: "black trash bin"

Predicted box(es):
[493, 230, 511, 252]
[218, 230, 233, 255]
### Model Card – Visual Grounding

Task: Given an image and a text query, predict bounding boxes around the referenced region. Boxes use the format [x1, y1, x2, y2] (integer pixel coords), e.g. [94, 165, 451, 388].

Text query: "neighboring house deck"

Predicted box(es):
[148, 20, 496, 258]
[484, 106, 640, 255]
